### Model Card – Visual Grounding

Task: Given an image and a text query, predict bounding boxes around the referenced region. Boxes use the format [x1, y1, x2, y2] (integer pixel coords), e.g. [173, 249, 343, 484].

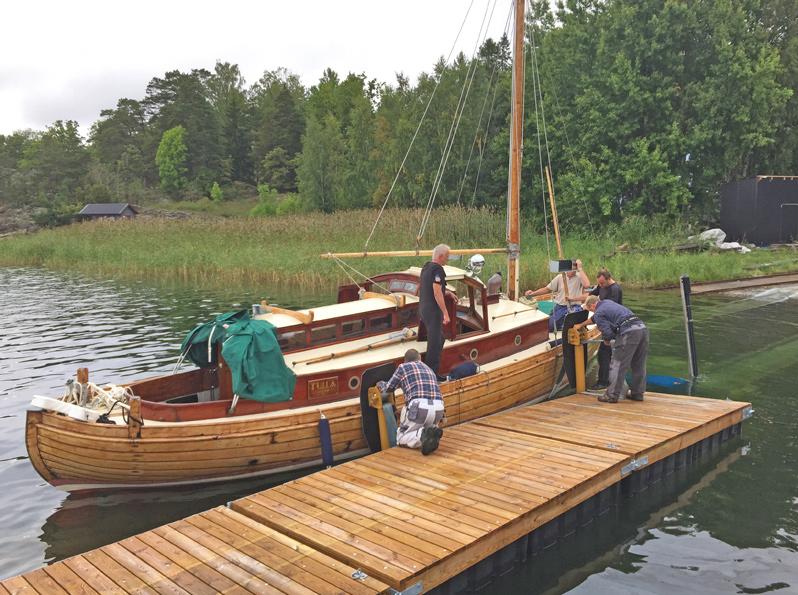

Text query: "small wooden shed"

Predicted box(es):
[720, 176, 798, 245]
[77, 203, 138, 220]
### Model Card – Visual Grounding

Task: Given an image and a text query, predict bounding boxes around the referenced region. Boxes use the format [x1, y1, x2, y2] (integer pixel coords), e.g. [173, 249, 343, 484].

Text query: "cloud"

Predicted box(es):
[0, 0, 514, 135]
[21, 71, 151, 136]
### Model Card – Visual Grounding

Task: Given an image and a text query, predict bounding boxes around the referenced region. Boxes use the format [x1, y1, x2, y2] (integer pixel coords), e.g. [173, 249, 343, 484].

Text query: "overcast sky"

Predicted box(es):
[0, 0, 515, 137]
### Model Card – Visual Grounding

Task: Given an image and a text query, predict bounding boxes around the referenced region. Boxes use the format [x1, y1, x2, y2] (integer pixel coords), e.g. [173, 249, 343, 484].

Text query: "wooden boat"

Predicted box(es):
[25, 0, 600, 490]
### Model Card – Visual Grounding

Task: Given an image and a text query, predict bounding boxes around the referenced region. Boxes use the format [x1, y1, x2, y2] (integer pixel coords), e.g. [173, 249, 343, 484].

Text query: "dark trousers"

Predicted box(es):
[421, 310, 445, 375]
[607, 325, 649, 399]
[597, 342, 612, 384]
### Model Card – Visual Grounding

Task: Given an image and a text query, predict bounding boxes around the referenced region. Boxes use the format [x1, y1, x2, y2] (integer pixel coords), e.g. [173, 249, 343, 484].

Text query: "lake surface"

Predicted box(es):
[1, 267, 796, 593]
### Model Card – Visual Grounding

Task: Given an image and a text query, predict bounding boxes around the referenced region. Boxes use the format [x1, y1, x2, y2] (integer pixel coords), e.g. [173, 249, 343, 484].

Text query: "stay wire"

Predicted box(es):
[330, 255, 391, 294]
[456, 0, 510, 206]
[471, 2, 514, 207]
[417, 0, 495, 244]
[364, 0, 477, 252]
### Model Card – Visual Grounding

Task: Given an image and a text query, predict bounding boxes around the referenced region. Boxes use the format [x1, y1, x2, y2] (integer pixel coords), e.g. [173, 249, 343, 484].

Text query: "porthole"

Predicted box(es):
[514, 334, 522, 346]
[348, 376, 360, 390]
[469, 348, 479, 361]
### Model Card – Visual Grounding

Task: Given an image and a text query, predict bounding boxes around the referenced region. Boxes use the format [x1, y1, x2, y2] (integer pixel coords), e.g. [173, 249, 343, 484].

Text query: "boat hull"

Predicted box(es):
[26, 344, 578, 491]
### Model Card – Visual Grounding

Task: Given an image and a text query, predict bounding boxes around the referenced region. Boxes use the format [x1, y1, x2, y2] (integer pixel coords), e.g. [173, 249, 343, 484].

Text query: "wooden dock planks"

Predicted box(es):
[475, 392, 750, 465]
[2, 392, 750, 594]
[231, 423, 630, 592]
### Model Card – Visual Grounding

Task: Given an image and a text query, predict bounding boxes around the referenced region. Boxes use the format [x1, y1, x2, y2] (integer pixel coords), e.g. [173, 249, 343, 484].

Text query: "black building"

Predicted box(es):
[720, 176, 798, 245]
[77, 203, 138, 220]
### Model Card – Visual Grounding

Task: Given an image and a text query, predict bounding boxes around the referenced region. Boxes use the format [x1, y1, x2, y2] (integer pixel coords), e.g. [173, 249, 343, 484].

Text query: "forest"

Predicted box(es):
[0, 0, 795, 230]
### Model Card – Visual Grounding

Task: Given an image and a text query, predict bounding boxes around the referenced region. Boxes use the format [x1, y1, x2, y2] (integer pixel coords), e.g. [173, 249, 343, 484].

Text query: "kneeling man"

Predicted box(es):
[378, 349, 445, 455]
[584, 296, 649, 403]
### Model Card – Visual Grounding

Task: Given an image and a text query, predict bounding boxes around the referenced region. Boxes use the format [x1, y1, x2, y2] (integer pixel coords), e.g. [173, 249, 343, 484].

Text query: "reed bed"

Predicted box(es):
[1, 207, 795, 291]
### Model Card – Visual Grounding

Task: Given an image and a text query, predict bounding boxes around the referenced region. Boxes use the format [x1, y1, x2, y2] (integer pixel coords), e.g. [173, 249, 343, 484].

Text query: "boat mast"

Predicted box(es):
[507, 0, 525, 301]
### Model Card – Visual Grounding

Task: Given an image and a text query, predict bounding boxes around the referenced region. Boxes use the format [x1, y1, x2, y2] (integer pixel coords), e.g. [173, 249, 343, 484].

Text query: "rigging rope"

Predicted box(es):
[61, 380, 134, 411]
[364, 0, 477, 252]
[457, 0, 511, 206]
[330, 255, 392, 294]
[470, 12, 509, 207]
[417, 0, 497, 245]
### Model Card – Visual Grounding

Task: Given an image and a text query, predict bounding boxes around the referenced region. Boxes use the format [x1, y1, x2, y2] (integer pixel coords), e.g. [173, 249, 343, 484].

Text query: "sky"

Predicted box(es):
[0, 0, 515, 137]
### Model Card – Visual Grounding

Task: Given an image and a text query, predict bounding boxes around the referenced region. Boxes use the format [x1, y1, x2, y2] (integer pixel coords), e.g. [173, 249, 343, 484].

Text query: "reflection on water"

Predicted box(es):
[1, 267, 797, 593]
[0, 267, 328, 579]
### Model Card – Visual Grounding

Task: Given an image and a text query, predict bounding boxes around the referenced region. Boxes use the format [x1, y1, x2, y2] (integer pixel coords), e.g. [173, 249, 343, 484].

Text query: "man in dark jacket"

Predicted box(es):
[588, 269, 623, 389]
[584, 295, 648, 403]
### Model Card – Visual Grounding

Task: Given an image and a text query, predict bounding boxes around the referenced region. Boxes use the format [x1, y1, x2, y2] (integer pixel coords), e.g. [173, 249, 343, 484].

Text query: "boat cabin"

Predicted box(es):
[264, 266, 492, 354]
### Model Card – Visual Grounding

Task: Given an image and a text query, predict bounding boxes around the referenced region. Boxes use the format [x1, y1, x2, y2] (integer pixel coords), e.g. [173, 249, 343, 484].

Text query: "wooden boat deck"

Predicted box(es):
[2, 392, 751, 594]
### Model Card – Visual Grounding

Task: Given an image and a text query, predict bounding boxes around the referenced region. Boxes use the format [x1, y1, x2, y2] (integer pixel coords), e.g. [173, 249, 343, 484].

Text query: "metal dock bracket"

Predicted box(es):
[621, 455, 650, 476]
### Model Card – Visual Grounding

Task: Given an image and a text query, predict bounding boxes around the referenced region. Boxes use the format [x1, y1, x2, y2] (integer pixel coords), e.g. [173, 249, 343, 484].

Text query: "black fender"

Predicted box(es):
[359, 363, 398, 452]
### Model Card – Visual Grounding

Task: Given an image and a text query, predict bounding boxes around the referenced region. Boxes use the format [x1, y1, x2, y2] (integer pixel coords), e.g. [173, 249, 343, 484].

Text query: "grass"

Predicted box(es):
[1, 207, 796, 292]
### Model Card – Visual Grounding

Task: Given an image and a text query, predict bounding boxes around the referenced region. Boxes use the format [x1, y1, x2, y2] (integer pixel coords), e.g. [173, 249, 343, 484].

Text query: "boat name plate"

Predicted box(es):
[309, 376, 339, 399]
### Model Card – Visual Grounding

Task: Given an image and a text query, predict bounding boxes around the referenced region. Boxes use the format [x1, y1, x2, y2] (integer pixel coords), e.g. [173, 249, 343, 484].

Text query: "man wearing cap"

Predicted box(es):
[378, 349, 445, 455]
[583, 295, 648, 403]
[524, 259, 590, 331]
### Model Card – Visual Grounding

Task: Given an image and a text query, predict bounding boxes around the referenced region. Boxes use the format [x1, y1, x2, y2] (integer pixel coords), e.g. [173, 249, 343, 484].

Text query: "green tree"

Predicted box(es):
[258, 147, 296, 192]
[207, 62, 253, 183]
[145, 69, 222, 191]
[251, 69, 305, 190]
[0, 131, 37, 206]
[297, 114, 345, 212]
[156, 126, 188, 195]
[20, 120, 90, 205]
[210, 181, 223, 202]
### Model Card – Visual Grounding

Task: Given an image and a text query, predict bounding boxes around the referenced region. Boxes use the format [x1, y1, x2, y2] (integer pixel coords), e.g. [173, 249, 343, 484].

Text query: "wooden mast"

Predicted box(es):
[507, 0, 526, 301]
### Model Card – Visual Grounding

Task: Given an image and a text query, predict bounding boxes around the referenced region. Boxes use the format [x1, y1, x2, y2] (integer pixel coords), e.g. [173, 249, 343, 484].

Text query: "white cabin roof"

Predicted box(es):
[404, 265, 486, 286]
[255, 295, 419, 329]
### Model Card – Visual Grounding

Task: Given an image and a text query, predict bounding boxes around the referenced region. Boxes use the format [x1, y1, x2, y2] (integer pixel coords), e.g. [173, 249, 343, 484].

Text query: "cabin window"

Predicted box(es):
[388, 279, 418, 294]
[310, 324, 338, 345]
[369, 313, 393, 332]
[278, 330, 306, 351]
[342, 318, 366, 338]
[398, 308, 418, 327]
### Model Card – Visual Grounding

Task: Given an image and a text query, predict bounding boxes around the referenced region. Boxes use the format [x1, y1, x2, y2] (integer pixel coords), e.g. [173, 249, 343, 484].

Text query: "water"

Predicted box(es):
[1, 267, 796, 593]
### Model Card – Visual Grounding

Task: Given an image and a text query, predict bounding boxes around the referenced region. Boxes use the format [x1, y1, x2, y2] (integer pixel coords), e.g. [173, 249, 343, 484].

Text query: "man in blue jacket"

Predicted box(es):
[584, 295, 648, 403]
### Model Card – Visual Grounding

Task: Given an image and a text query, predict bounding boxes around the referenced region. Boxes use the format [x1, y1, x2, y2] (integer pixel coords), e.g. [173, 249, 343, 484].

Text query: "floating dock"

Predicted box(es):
[1, 392, 751, 594]
[673, 272, 798, 294]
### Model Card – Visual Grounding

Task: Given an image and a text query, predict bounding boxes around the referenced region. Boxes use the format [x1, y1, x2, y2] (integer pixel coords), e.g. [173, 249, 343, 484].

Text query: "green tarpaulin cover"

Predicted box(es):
[221, 318, 296, 402]
[536, 300, 556, 315]
[179, 311, 295, 403]
[179, 310, 249, 368]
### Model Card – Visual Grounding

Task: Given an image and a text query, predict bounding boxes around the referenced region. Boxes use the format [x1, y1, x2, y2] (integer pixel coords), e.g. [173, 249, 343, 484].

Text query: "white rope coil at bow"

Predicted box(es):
[61, 379, 135, 411]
